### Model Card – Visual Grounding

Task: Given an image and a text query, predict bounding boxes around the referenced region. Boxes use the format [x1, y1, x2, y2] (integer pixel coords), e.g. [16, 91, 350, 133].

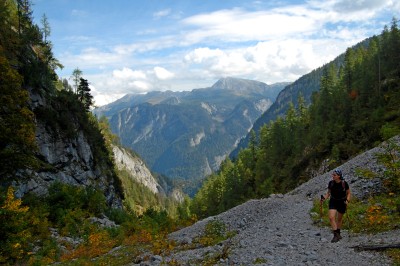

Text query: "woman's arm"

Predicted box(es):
[345, 188, 351, 204]
[321, 189, 330, 201]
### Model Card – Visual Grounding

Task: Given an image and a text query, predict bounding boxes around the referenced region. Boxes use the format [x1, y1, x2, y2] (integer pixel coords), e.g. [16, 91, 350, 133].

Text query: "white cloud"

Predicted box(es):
[90, 84, 126, 107]
[52, 0, 395, 107]
[114, 36, 178, 55]
[86, 69, 153, 98]
[93, 93, 126, 107]
[113, 67, 147, 80]
[393, 0, 400, 11]
[60, 48, 123, 69]
[153, 66, 175, 80]
[153, 9, 171, 19]
[309, 0, 389, 13]
[181, 8, 317, 43]
[307, 0, 395, 23]
[128, 80, 150, 91]
[179, 1, 397, 45]
[182, 34, 357, 84]
[184, 47, 225, 64]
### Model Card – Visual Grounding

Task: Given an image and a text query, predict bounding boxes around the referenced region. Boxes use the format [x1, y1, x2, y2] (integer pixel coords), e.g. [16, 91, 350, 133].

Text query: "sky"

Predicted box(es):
[32, 0, 399, 107]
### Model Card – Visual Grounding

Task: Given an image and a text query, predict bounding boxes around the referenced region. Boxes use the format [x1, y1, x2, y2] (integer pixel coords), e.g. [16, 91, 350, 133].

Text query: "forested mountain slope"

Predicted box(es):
[190, 19, 400, 219]
[231, 38, 374, 157]
[0, 2, 186, 264]
[0, 1, 124, 206]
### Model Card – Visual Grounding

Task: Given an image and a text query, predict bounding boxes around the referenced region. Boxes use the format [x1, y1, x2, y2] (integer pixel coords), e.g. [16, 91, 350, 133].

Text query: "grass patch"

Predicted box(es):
[254, 257, 268, 264]
[387, 249, 400, 266]
[196, 219, 236, 247]
[172, 219, 237, 265]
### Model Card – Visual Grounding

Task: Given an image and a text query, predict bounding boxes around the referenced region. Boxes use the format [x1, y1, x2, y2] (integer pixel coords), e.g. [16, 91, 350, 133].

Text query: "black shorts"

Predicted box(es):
[329, 199, 347, 214]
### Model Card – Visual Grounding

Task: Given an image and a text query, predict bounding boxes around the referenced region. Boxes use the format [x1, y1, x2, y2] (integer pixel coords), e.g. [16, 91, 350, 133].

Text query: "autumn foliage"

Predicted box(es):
[61, 231, 118, 261]
[0, 187, 31, 263]
[0, 182, 191, 265]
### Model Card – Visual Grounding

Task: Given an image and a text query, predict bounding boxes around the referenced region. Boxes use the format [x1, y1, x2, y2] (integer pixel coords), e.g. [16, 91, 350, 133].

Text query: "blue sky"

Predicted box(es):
[32, 0, 399, 106]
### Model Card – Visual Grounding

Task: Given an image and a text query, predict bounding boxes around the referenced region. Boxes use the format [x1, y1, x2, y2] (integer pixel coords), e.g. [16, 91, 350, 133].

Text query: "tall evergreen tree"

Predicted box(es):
[77, 77, 93, 112]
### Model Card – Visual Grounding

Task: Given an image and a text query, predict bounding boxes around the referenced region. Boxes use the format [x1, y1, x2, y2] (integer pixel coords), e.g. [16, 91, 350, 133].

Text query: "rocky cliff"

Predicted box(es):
[11, 89, 123, 208]
[112, 144, 162, 195]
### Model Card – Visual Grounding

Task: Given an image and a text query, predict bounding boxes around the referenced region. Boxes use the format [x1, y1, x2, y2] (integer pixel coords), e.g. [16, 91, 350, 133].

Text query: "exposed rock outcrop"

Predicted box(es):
[112, 144, 162, 194]
[12, 89, 123, 208]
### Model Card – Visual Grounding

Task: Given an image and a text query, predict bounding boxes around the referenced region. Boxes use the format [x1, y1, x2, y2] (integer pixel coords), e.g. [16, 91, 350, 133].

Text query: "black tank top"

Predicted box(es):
[328, 180, 349, 200]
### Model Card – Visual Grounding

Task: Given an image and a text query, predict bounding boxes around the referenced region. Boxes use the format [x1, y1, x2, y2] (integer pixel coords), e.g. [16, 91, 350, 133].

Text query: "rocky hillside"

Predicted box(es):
[112, 144, 162, 195]
[10, 89, 124, 208]
[132, 136, 400, 265]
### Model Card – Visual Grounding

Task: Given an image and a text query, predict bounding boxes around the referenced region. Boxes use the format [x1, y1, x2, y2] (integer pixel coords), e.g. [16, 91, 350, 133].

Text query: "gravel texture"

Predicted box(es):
[132, 136, 400, 265]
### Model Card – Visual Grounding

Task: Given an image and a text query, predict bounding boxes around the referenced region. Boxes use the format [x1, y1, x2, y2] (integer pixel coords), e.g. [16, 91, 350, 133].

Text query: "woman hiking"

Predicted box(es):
[320, 169, 351, 243]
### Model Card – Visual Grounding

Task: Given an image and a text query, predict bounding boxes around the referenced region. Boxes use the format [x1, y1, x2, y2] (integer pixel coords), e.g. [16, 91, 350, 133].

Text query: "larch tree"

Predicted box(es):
[71, 68, 83, 93]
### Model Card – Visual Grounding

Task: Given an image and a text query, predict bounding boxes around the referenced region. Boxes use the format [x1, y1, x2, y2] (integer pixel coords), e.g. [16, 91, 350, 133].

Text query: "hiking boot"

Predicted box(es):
[337, 229, 342, 240]
[331, 230, 340, 243]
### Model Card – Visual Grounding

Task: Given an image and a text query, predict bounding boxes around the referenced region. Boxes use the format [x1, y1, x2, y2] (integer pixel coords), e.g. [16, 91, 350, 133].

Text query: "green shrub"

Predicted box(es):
[81, 187, 107, 216]
[28, 238, 60, 265]
[377, 138, 400, 193]
[44, 182, 109, 236]
[197, 219, 235, 246]
[106, 207, 132, 225]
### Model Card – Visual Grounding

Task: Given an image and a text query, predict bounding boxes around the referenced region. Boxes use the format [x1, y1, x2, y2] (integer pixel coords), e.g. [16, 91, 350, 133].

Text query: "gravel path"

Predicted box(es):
[166, 192, 399, 266]
[132, 136, 400, 265]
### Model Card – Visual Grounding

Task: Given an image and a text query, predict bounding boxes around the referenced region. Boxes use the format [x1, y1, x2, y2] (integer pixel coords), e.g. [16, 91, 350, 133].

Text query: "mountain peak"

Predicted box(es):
[212, 77, 258, 90]
[211, 77, 271, 95]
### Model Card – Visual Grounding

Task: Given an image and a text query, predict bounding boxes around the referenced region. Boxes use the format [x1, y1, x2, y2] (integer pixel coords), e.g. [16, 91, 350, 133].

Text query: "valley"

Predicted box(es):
[94, 78, 289, 194]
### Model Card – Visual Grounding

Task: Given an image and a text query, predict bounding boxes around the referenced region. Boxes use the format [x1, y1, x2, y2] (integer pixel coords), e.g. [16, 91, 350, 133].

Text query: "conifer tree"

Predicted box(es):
[77, 77, 93, 112]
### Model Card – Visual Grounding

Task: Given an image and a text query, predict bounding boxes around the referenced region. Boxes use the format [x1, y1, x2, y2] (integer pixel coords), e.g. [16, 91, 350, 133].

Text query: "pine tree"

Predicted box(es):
[77, 78, 93, 112]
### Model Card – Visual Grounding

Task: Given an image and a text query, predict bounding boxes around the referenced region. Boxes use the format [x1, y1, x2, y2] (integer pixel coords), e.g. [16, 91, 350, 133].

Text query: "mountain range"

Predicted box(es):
[94, 78, 288, 192]
[93, 37, 371, 195]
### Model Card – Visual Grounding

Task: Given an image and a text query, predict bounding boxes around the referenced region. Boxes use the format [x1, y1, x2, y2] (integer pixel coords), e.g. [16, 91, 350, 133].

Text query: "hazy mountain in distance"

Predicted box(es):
[94, 77, 289, 194]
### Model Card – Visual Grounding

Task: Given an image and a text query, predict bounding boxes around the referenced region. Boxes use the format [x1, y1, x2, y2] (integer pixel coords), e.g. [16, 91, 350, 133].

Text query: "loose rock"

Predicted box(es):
[141, 136, 400, 265]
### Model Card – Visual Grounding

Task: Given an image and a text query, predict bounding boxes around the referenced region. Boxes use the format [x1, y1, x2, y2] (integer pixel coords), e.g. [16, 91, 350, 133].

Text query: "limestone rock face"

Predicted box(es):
[112, 145, 162, 194]
[171, 188, 185, 203]
[13, 90, 123, 208]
